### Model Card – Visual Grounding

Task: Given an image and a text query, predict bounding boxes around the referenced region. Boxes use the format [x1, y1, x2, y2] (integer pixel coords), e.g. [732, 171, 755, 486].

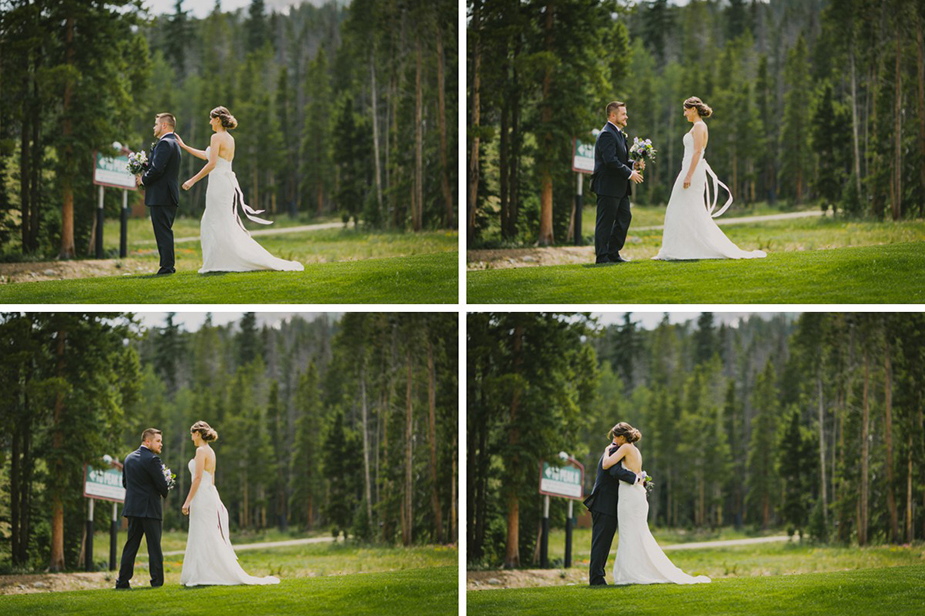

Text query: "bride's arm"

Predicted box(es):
[601, 443, 630, 470]
[181, 448, 206, 515]
[683, 124, 707, 188]
[175, 134, 208, 161]
[182, 134, 220, 190]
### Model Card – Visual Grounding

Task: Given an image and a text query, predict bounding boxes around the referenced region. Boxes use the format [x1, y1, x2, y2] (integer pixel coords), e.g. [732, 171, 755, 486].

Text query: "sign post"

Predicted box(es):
[83, 459, 125, 571]
[571, 138, 595, 246]
[92, 148, 137, 259]
[538, 456, 585, 568]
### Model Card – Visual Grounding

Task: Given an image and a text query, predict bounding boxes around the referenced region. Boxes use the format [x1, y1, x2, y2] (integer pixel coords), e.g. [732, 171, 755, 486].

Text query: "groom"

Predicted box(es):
[591, 101, 645, 264]
[137, 113, 181, 275]
[115, 428, 170, 590]
[583, 424, 644, 586]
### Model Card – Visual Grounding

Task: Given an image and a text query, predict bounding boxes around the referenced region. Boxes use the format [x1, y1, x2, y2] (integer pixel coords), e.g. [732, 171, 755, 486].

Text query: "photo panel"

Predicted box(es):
[0, 311, 458, 614]
[466, 311, 925, 614]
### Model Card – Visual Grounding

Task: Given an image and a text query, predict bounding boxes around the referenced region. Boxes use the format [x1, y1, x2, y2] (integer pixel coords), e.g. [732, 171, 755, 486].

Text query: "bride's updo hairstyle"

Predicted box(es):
[610, 422, 642, 444]
[683, 96, 713, 118]
[191, 420, 219, 442]
[210, 106, 238, 130]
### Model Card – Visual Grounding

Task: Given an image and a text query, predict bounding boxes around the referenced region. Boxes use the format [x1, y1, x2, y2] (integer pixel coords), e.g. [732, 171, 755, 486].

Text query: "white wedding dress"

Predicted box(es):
[179, 458, 280, 586]
[653, 123, 767, 260]
[199, 147, 304, 273]
[612, 461, 711, 585]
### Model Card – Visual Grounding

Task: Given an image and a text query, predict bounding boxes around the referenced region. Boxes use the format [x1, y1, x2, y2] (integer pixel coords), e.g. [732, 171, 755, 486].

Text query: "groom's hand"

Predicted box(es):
[630, 170, 644, 184]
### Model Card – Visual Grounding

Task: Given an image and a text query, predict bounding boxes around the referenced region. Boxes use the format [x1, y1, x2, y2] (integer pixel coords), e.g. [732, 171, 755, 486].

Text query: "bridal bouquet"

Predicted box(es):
[126, 150, 148, 175]
[161, 463, 177, 491]
[641, 471, 654, 493]
[629, 137, 657, 164]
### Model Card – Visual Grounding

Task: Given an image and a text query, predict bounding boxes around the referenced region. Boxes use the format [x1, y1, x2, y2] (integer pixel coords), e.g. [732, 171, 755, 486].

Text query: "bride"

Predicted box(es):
[179, 421, 280, 587]
[602, 422, 710, 585]
[653, 97, 767, 260]
[176, 107, 304, 273]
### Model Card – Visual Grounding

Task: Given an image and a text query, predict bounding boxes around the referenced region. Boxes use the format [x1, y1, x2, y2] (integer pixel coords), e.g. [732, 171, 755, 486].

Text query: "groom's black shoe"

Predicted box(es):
[155, 268, 175, 275]
[608, 253, 629, 263]
[115, 583, 131, 590]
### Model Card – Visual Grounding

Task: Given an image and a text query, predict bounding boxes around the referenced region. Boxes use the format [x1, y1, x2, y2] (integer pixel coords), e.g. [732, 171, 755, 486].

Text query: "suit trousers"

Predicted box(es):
[150, 204, 178, 273]
[594, 193, 632, 262]
[116, 516, 164, 587]
[589, 510, 619, 585]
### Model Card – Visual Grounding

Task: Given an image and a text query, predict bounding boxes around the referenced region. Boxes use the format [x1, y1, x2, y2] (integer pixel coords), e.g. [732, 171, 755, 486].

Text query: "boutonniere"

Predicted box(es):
[620, 129, 628, 139]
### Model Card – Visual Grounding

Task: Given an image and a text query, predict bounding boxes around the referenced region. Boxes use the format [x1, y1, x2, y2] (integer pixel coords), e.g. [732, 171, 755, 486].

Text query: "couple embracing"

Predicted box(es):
[584, 422, 710, 586]
[137, 108, 303, 275]
[591, 98, 767, 264]
[115, 423, 280, 589]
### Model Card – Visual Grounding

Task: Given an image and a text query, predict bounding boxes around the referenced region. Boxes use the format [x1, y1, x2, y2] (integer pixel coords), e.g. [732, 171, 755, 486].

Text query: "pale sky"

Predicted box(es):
[134, 312, 337, 331]
[142, 0, 335, 19]
[593, 312, 795, 330]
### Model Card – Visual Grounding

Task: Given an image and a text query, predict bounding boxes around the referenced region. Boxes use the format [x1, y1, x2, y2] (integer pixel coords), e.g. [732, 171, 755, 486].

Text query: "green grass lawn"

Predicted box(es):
[467, 241, 925, 303]
[0, 565, 457, 616]
[539, 528, 925, 578]
[0, 251, 458, 303]
[84, 529, 457, 581]
[467, 565, 925, 616]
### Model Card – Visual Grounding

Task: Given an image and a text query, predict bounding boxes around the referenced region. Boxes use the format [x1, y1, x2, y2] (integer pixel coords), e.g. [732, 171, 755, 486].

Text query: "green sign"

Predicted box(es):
[539, 460, 583, 499]
[83, 464, 125, 503]
[93, 151, 136, 190]
[572, 137, 595, 174]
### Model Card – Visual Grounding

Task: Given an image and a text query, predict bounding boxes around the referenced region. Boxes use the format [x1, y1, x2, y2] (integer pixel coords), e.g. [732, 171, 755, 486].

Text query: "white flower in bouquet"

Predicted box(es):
[641, 470, 655, 493]
[629, 137, 657, 164]
[126, 150, 148, 175]
[161, 463, 177, 490]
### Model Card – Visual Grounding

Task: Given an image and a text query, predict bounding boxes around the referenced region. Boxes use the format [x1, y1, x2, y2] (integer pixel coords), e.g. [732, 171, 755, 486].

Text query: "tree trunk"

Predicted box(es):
[20, 69, 31, 254]
[435, 21, 455, 229]
[49, 329, 67, 571]
[426, 333, 443, 542]
[915, 10, 925, 218]
[885, 337, 899, 542]
[850, 47, 863, 201]
[509, 35, 522, 239]
[361, 358, 374, 529]
[906, 435, 913, 542]
[891, 27, 902, 220]
[467, 0, 481, 244]
[499, 99, 510, 239]
[451, 445, 457, 543]
[403, 347, 413, 546]
[413, 38, 423, 231]
[503, 324, 524, 568]
[59, 15, 76, 259]
[859, 352, 870, 546]
[370, 52, 383, 220]
[818, 376, 828, 527]
[537, 2, 555, 246]
[11, 421, 21, 565]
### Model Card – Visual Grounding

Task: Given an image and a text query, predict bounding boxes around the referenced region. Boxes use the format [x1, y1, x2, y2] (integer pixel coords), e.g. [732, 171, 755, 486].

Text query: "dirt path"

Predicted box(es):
[0, 222, 351, 284]
[135, 221, 348, 245]
[0, 536, 339, 595]
[467, 535, 794, 590]
[468, 210, 829, 271]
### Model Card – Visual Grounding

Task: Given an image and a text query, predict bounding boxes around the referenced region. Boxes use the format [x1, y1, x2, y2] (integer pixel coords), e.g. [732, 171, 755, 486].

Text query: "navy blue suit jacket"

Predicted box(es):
[121, 446, 169, 520]
[141, 133, 181, 207]
[590, 122, 635, 198]
[583, 443, 639, 517]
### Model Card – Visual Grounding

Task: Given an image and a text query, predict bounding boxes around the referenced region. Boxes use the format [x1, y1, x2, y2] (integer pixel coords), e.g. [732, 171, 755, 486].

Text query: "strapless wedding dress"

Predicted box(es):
[653, 123, 766, 260]
[199, 147, 304, 273]
[612, 461, 711, 585]
[179, 458, 280, 586]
